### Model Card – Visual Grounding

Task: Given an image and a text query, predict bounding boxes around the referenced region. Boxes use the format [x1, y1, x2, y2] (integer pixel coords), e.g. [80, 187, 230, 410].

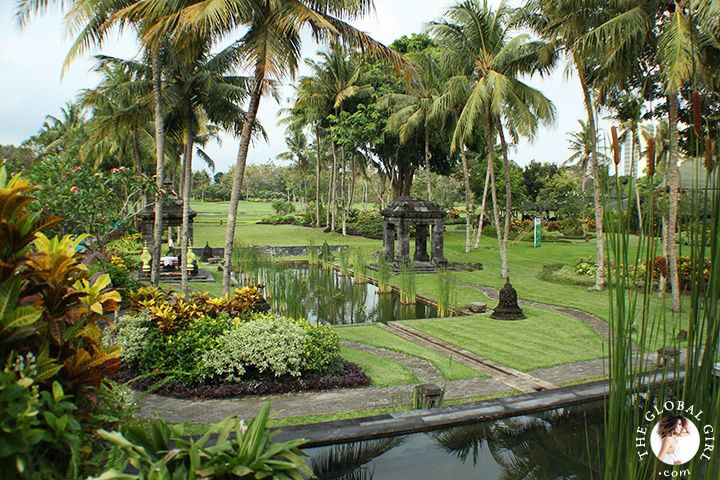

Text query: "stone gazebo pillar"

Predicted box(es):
[383, 221, 395, 262]
[396, 219, 411, 263]
[431, 219, 447, 266]
[380, 196, 447, 271]
[414, 224, 429, 262]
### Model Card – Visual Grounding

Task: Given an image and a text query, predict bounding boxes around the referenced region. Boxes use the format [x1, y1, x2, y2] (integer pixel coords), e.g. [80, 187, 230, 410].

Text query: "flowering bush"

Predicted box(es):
[26, 155, 155, 244]
[104, 311, 152, 365]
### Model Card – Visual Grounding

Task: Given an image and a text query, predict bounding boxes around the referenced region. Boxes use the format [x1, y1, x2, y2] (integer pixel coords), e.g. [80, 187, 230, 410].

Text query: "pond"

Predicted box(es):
[305, 402, 604, 479]
[238, 263, 441, 325]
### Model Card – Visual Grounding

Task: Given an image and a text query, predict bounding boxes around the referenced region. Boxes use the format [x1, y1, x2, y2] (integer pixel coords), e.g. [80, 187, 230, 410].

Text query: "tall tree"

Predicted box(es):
[585, 0, 717, 309]
[124, 0, 413, 294]
[523, 0, 610, 290]
[432, 0, 556, 272]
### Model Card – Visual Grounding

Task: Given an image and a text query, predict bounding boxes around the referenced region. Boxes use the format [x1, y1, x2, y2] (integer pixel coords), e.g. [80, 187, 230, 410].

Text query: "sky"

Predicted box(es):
[0, 1, 614, 175]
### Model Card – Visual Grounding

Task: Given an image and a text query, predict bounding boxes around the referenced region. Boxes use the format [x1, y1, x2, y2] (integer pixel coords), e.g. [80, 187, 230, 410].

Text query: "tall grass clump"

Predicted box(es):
[377, 256, 392, 294]
[321, 242, 333, 269]
[233, 244, 269, 286]
[307, 239, 319, 265]
[398, 261, 416, 305]
[338, 247, 350, 276]
[436, 269, 456, 317]
[603, 137, 719, 479]
[352, 249, 369, 284]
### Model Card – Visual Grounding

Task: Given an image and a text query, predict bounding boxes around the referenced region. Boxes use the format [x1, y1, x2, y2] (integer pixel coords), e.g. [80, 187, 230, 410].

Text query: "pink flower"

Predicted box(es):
[94, 172, 102, 177]
[158, 188, 167, 195]
[72, 166, 81, 172]
[70, 186, 80, 193]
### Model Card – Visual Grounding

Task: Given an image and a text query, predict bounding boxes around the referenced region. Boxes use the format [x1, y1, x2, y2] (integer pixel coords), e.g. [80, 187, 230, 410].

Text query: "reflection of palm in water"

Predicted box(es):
[310, 437, 406, 480]
[429, 404, 605, 479]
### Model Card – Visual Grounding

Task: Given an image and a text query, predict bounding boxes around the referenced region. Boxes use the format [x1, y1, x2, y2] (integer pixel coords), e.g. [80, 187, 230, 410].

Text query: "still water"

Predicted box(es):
[304, 403, 604, 479]
[244, 263, 439, 325]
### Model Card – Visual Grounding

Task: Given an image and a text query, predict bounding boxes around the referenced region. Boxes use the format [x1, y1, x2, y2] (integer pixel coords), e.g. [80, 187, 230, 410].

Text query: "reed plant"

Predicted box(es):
[338, 248, 350, 276]
[321, 242, 333, 269]
[377, 256, 392, 294]
[603, 151, 719, 479]
[307, 239, 319, 265]
[352, 249, 369, 284]
[398, 261, 416, 305]
[436, 269, 456, 317]
[232, 244, 269, 286]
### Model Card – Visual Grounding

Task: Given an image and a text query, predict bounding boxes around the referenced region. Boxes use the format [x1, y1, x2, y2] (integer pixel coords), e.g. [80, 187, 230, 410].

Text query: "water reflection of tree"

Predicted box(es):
[429, 406, 605, 479]
[310, 437, 406, 480]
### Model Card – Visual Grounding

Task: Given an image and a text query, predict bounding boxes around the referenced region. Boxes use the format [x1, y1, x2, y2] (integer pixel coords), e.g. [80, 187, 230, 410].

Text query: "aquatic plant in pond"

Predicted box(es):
[399, 261, 416, 305]
[377, 256, 392, 294]
[233, 244, 269, 286]
[248, 263, 438, 324]
[338, 247, 351, 276]
[307, 239, 320, 265]
[436, 269, 456, 317]
[352, 249, 369, 284]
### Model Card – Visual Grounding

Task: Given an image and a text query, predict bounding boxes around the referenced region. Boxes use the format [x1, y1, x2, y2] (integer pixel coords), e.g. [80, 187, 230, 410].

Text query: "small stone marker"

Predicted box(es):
[464, 302, 487, 313]
[414, 383, 443, 409]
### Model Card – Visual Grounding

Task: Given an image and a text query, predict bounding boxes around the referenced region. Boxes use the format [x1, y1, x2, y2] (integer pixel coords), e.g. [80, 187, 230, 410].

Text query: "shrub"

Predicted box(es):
[202, 315, 307, 382]
[271, 199, 295, 215]
[104, 311, 152, 365]
[292, 317, 342, 375]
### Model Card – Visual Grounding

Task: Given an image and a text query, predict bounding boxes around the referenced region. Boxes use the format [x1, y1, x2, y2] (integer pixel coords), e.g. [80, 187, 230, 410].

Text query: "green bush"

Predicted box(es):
[293, 317, 342, 375]
[260, 214, 300, 225]
[271, 199, 295, 215]
[354, 214, 383, 236]
[202, 315, 306, 381]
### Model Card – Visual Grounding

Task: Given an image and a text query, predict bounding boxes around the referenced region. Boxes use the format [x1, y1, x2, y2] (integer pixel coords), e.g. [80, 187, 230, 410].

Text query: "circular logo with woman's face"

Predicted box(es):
[650, 416, 701, 465]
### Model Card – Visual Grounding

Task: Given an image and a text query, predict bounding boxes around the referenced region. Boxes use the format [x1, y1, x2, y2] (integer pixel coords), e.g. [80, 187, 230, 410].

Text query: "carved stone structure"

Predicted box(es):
[137, 183, 197, 254]
[490, 278, 526, 320]
[380, 197, 447, 269]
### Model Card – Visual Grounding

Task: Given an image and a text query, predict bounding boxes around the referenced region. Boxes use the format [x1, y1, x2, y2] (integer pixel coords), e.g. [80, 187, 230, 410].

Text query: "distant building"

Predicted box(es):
[622, 134, 639, 178]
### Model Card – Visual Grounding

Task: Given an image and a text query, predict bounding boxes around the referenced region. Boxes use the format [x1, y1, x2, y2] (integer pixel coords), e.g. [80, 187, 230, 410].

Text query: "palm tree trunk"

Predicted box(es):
[578, 65, 605, 290]
[425, 124, 432, 201]
[181, 99, 193, 295]
[330, 141, 338, 231]
[499, 122, 512, 278]
[460, 145, 473, 253]
[341, 145, 347, 236]
[667, 94, 681, 311]
[222, 72, 263, 295]
[485, 111, 505, 271]
[315, 124, 321, 228]
[151, 47, 165, 287]
[473, 164, 491, 248]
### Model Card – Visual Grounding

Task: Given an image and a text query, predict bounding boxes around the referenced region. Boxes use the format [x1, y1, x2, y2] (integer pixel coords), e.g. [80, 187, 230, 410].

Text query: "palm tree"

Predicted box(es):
[583, 0, 716, 309]
[276, 127, 310, 200]
[432, 0, 556, 273]
[123, 0, 413, 294]
[35, 100, 89, 157]
[522, 0, 610, 291]
[300, 44, 372, 235]
[79, 56, 155, 173]
[160, 37, 249, 294]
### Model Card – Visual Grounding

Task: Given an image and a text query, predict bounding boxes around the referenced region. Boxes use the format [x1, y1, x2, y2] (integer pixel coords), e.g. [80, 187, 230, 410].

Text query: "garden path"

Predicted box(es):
[340, 340, 443, 383]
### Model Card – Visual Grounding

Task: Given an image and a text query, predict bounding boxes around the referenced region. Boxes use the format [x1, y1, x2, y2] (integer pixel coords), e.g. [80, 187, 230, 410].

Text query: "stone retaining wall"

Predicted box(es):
[193, 245, 348, 258]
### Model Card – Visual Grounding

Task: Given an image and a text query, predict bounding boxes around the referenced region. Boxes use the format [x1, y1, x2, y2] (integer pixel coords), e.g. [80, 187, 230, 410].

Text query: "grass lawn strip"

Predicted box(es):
[339, 346, 417, 387]
[336, 324, 481, 380]
[403, 308, 607, 372]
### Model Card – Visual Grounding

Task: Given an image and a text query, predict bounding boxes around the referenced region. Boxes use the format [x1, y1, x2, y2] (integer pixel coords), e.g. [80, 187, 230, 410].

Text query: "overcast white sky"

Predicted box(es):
[0, 0, 612, 174]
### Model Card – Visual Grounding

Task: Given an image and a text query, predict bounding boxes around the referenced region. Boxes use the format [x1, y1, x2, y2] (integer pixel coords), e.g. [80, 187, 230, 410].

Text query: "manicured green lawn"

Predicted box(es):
[339, 346, 417, 387]
[403, 308, 608, 372]
[336, 324, 481, 380]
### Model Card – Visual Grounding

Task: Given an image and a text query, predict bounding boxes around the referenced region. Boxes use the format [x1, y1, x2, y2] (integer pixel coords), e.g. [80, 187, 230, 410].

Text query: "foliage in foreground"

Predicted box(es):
[92, 402, 312, 480]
